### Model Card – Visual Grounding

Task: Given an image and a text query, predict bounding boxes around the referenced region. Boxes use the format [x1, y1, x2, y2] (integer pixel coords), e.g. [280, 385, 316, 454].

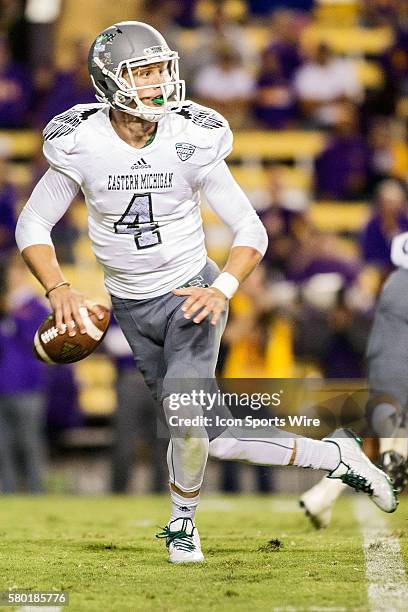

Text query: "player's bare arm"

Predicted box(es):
[173, 245, 262, 325]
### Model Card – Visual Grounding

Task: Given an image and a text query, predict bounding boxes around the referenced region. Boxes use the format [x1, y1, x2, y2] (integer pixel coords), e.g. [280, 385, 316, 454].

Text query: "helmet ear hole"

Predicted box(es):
[98, 79, 107, 89]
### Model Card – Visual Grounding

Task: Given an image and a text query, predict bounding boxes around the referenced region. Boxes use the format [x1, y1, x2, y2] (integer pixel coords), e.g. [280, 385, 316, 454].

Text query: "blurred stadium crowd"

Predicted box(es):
[0, 0, 408, 494]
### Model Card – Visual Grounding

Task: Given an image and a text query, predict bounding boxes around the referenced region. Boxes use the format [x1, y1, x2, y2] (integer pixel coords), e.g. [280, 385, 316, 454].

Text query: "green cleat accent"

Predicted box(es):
[156, 517, 204, 563]
[340, 472, 373, 494]
[156, 521, 196, 552]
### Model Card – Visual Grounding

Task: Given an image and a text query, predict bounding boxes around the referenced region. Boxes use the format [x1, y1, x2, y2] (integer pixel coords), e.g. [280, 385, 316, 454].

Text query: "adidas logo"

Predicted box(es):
[131, 158, 151, 170]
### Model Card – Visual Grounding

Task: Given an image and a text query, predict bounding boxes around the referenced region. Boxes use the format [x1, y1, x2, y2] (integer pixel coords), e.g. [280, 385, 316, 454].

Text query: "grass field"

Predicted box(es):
[0, 494, 407, 611]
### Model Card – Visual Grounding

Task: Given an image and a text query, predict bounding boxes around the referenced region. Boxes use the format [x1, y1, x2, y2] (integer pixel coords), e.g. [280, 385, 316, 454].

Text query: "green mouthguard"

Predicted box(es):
[152, 96, 164, 105]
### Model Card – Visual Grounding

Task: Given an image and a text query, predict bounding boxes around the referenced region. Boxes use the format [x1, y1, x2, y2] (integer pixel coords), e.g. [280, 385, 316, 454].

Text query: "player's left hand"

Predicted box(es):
[172, 286, 228, 326]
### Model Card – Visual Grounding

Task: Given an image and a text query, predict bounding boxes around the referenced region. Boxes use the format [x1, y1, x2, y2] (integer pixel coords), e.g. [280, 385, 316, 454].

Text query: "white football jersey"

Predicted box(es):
[42, 102, 233, 299]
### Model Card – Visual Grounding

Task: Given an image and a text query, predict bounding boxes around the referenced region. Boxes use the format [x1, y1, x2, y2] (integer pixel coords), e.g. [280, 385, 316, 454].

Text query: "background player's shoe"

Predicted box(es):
[156, 518, 204, 564]
[299, 478, 347, 529]
[379, 450, 408, 494]
[325, 429, 397, 513]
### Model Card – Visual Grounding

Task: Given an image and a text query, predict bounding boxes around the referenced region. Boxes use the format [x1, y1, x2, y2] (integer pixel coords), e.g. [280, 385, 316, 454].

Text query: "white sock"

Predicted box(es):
[209, 434, 294, 466]
[209, 433, 342, 471]
[170, 488, 200, 522]
[294, 438, 340, 472]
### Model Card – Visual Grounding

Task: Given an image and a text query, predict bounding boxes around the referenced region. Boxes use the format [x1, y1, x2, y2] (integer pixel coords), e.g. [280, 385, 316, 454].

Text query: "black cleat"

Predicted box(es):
[379, 451, 408, 494]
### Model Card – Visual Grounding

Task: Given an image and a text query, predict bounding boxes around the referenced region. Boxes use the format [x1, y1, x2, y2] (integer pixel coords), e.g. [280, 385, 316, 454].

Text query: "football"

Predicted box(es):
[33, 305, 111, 364]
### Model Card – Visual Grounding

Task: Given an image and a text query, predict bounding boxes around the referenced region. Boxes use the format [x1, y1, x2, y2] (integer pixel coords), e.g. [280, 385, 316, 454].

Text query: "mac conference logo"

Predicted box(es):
[175, 142, 196, 161]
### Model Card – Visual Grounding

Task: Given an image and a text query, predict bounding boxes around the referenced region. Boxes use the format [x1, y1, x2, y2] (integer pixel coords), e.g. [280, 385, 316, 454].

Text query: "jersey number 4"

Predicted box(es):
[114, 193, 162, 249]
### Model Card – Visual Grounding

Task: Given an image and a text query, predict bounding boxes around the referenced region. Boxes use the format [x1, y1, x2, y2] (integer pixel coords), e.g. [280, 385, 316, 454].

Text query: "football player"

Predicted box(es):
[300, 231, 408, 528]
[16, 22, 396, 563]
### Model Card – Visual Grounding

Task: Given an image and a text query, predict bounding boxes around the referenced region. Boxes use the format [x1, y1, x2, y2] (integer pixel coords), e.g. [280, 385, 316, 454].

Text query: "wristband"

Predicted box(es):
[45, 281, 71, 298]
[211, 272, 239, 299]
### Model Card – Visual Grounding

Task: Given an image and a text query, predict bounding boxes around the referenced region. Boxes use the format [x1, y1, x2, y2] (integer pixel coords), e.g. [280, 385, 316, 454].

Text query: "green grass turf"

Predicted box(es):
[0, 494, 407, 611]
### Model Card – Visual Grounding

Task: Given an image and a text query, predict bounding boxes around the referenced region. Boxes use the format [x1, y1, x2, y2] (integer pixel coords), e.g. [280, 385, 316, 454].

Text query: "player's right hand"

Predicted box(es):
[47, 285, 105, 337]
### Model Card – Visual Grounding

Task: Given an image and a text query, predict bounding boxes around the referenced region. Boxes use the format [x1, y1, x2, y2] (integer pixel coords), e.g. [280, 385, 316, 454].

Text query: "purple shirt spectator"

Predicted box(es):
[254, 74, 296, 128]
[0, 293, 48, 394]
[259, 205, 304, 273]
[36, 70, 95, 128]
[315, 134, 370, 200]
[248, 0, 314, 16]
[0, 62, 31, 128]
[0, 182, 16, 255]
[266, 40, 302, 81]
[381, 28, 408, 98]
[360, 213, 408, 267]
[253, 49, 298, 128]
[322, 325, 368, 378]
[46, 365, 82, 433]
[360, 179, 408, 268]
[0, 34, 31, 127]
[263, 9, 304, 81]
[287, 256, 360, 287]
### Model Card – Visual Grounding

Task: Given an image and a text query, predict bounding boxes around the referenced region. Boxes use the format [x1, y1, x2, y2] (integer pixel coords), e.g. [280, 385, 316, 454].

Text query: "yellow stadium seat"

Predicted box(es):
[355, 59, 383, 88]
[334, 236, 360, 258]
[75, 355, 116, 387]
[60, 263, 109, 305]
[74, 235, 99, 264]
[230, 165, 312, 190]
[230, 131, 325, 161]
[314, 1, 359, 27]
[0, 131, 40, 158]
[302, 25, 393, 55]
[246, 27, 270, 52]
[55, 0, 144, 68]
[397, 98, 408, 118]
[180, 24, 393, 57]
[178, 30, 198, 52]
[310, 202, 370, 232]
[196, 0, 247, 23]
[79, 387, 116, 415]
[70, 202, 88, 231]
[75, 354, 116, 416]
[9, 163, 32, 187]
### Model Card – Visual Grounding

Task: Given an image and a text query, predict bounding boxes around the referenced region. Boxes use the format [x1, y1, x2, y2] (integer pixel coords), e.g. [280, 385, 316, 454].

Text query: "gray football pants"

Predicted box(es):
[110, 259, 228, 492]
[366, 268, 408, 433]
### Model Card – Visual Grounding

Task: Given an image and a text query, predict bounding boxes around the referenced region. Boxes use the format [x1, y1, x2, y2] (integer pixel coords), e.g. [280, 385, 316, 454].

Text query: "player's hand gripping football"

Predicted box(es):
[48, 284, 105, 337]
[172, 286, 228, 326]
